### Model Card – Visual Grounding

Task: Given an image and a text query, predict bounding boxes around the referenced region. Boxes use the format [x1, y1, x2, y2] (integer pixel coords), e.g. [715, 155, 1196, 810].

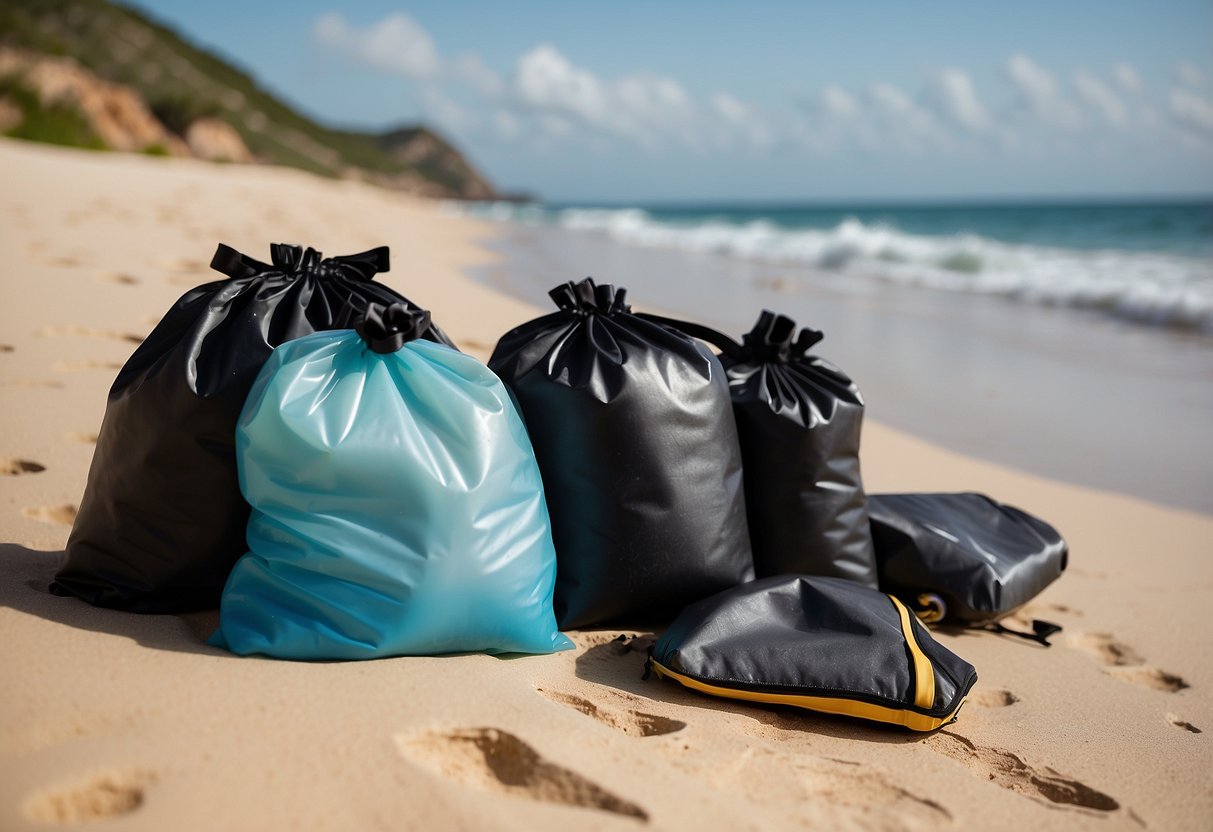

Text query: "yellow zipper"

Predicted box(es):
[889, 594, 936, 710]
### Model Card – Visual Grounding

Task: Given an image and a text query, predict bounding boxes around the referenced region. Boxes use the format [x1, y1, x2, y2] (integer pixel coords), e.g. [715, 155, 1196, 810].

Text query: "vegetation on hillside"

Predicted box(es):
[0, 72, 105, 149]
[0, 0, 495, 197]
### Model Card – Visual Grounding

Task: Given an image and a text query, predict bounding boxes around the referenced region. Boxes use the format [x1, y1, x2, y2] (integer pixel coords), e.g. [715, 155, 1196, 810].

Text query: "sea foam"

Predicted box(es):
[460, 202, 1213, 333]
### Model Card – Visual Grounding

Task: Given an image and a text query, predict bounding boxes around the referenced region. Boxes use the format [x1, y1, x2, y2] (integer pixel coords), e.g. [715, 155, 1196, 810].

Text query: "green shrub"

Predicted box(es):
[0, 73, 106, 150]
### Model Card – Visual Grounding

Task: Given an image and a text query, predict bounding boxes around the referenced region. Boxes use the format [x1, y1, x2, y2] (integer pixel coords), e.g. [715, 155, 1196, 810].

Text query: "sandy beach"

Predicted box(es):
[2, 137, 1211, 831]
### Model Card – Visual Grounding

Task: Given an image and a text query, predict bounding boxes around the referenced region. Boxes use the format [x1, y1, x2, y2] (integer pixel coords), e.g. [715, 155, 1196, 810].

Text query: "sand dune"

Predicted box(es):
[1, 137, 1210, 831]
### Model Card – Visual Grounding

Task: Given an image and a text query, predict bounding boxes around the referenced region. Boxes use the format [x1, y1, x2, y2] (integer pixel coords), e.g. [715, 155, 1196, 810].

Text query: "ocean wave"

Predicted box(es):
[460, 202, 1213, 333]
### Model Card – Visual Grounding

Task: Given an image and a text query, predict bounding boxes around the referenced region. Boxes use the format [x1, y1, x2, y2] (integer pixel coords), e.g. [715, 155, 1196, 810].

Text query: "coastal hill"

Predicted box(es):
[0, 0, 496, 199]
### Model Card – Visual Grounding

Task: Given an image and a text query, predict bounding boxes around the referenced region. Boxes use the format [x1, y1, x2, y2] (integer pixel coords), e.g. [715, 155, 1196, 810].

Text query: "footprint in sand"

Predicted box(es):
[1106, 666, 1189, 693]
[1166, 714, 1201, 734]
[968, 688, 1019, 708]
[44, 255, 85, 268]
[577, 633, 657, 658]
[1070, 632, 1143, 666]
[572, 633, 659, 689]
[52, 360, 123, 372]
[2, 458, 46, 476]
[926, 731, 1118, 812]
[1070, 632, 1189, 693]
[98, 273, 140, 286]
[22, 505, 77, 526]
[714, 747, 951, 827]
[37, 325, 144, 344]
[0, 344, 14, 353]
[537, 687, 686, 737]
[797, 758, 952, 823]
[397, 727, 647, 821]
[23, 769, 154, 824]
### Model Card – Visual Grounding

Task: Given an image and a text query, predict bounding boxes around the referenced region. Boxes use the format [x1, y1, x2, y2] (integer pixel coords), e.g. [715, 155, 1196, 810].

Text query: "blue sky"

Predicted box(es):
[131, 1, 1213, 202]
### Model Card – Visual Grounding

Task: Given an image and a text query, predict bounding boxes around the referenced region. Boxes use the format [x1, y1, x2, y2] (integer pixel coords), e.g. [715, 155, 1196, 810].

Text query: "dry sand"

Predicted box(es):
[1, 137, 1210, 831]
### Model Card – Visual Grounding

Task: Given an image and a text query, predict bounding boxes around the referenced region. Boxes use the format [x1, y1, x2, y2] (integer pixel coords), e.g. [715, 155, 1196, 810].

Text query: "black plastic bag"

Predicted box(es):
[53, 243, 451, 612]
[489, 278, 754, 629]
[869, 492, 1068, 630]
[647, 574, 978, 732]
[638, 310, 876, 586]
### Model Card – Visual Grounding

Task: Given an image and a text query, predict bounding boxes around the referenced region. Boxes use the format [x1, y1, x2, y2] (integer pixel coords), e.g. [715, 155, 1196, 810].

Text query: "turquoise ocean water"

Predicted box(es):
[467, 200, 1213, 334]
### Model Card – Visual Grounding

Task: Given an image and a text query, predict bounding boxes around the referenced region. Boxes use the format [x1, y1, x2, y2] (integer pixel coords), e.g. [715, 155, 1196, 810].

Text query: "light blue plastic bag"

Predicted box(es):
[210, 304, 572, 659]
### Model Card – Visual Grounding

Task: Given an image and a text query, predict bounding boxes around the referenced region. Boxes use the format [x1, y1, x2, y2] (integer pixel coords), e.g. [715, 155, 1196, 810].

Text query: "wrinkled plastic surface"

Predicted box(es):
[54, 244, 451, 613]
[721, 311, 876, 585]
[489, 279, 754, 629]
[212, 327, 571, 659]
[869, 492, 1069, 624]
[651, 574, 976, 720]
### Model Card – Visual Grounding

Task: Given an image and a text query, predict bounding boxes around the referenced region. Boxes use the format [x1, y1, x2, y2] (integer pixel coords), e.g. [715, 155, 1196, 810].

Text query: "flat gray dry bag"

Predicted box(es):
[647, 574, 977, 732]
[869, 492, 1068, 642]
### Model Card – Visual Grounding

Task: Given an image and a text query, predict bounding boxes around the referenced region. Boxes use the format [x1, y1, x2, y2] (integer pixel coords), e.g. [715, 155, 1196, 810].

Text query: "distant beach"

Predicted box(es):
[465, 201, 1213, 515]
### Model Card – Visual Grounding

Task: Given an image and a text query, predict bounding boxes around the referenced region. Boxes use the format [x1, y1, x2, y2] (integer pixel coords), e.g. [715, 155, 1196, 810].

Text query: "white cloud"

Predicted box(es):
[1177, 61, 1208, 87]
[613, 72, 700, 147]
[1113, 62, 1143, 95]
[1170, 88, 1213, 140]
[508, 44, 767, 151]
[709, 92, 772, 150]
[799, 81, 948, 155]
[867, 82, 913, 116]
[712, 92, 747, 124]
[309, 11, 1209, 166]
[313, 12, 439, 79]
[1006, 53, 1081, 129]
[513, 45, 611, 130]
[927, 69, 990, 132]
[820, 85, 859, 119]
[858, 82, 946, 154]
[1073, 70, 1127, 127]
[868, 82, 935, 135]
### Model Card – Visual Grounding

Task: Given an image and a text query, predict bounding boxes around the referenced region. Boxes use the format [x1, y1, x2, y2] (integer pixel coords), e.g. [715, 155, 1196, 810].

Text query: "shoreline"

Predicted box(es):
[1, 138, 1211, 831]
[468, 220, 1213, 516]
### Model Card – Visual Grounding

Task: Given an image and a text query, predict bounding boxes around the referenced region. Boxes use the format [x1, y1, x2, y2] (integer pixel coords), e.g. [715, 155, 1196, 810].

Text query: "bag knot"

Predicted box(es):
[211, 243, 390, 281]
[549, 277, 630, 316]
[356, 302, 432, 354]
[740, 310, 824, 363]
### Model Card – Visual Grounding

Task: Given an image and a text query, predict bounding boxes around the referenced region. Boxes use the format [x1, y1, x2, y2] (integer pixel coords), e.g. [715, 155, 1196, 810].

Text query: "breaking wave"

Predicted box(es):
[461, 202, 1213, 333]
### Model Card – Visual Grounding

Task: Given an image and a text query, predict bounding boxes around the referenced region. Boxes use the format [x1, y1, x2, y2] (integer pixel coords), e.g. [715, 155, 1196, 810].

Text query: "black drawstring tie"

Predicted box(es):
[549, 277, 631, 315]
[210, 243, 390, 282]
[983, 619, 1063, 647]
[356, 302, 432, 354]
[739, 310, 824, 364]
